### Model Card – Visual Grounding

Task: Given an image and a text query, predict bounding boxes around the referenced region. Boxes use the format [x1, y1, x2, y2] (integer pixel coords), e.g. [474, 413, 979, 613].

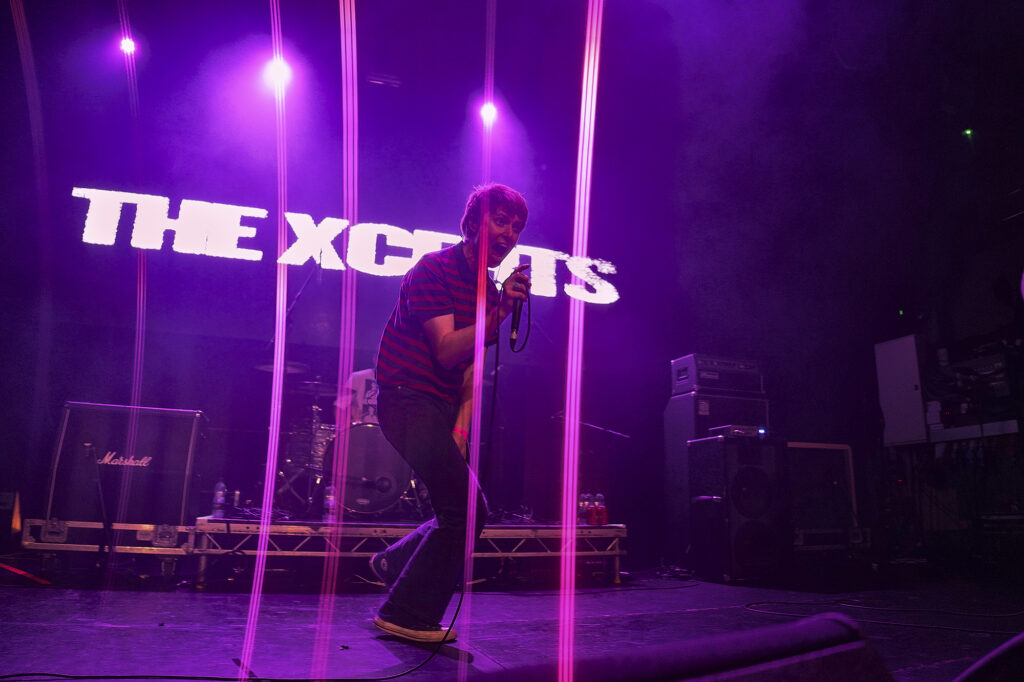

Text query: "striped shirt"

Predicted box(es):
[376, 243, 499, 404]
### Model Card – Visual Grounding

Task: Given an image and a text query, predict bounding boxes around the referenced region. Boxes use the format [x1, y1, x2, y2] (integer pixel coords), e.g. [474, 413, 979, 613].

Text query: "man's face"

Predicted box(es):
[473, 207, 525, 267]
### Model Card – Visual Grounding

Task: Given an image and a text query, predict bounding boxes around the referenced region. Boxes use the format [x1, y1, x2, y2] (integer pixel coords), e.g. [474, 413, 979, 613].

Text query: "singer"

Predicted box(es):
[371, 183, 531, 642]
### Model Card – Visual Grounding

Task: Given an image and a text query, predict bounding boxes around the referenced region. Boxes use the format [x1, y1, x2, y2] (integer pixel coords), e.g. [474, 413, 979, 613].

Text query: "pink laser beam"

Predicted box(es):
[239, 2, 289, 677]
[309, 2, 359, 678]
[559, 2, 605, 680]
[479, 0, 497, 183]
[460, 194, 491, 681]
[108, 0, 143, 592]
[459, 6, 499, 677]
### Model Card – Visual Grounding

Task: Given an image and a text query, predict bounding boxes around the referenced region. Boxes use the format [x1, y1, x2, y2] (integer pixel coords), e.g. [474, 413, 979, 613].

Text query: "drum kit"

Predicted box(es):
[270, 376, 430, 522]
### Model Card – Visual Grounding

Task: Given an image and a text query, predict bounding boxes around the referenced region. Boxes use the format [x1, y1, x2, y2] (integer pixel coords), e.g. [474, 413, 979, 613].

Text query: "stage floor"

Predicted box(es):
[0, 569, 1021, 681]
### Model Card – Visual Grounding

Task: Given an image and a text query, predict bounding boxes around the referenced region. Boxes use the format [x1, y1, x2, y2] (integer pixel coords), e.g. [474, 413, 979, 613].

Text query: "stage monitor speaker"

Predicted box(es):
[466, 611, 892, 681]
[686, 435, 790, 582]
[45, 402, 205, 526]
[663, 392, 769, 564]
[955, 629, 1024, 682]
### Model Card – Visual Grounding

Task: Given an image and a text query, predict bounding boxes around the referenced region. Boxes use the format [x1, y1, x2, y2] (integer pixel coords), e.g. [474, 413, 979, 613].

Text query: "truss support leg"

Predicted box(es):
[197, 533, 209, 585]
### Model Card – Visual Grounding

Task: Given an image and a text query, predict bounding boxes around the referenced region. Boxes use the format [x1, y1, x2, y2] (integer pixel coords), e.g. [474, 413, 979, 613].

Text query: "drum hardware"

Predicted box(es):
[255, 361, 309, 375]
[306, 415, 336, 471]
[291, 380, 339, 397]
[400, 478, 432, 520]
[281, 404, 336, 470]
[273, 402, 335, 519]
[274, 464, 323, 518]
[271, 420, 429, 522]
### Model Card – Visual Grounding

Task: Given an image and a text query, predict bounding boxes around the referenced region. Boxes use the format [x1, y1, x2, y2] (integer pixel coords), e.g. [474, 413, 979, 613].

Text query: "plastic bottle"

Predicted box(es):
[594, 492, 608, 526]
[578, 493, 592, 525]
[585, 494, 599, 525]
[212, 480, 227, 519]
[323, 484, 338, 523]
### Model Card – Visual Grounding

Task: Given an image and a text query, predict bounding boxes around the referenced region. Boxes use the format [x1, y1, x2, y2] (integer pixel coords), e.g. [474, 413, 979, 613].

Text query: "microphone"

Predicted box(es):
[509, 299, 523, 348]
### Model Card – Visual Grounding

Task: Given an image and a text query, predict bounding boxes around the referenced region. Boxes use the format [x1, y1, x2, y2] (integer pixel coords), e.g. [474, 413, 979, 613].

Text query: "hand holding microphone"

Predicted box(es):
[510, 299, 524, 345]
[502, 264, 531, 348]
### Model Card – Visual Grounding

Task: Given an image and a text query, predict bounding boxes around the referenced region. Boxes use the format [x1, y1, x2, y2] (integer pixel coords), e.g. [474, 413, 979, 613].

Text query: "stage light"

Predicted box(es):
[480, 102, 497, 127]
[120, 37, 135, 55]
[263, 57, 292, 92]
[962, 128, 973, 139]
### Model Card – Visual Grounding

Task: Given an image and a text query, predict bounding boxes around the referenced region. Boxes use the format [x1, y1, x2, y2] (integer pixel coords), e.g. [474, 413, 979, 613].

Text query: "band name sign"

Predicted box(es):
[73, 187, 619, 304]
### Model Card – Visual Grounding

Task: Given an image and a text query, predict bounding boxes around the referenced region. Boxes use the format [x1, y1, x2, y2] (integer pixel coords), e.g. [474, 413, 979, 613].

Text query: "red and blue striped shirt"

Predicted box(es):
[376, 243, 499, 404]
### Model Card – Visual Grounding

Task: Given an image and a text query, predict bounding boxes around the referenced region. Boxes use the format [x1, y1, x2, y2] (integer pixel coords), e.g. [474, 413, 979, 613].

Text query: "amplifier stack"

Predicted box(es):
[663, 355, 865, 583]
[663, 354, 769, 567]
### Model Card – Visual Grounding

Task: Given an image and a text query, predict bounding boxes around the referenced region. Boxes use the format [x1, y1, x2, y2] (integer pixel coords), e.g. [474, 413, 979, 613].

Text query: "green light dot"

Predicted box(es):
[962, 128, 973, 138]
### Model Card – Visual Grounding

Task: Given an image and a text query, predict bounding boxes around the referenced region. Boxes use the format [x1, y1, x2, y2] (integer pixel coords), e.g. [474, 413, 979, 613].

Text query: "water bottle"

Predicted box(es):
[212, 480, 227, 519]
[585, 493, 599, 525]
[578, 493, 592, 525]
[594, 492, 608, 526]
[323, 484, 338, 523]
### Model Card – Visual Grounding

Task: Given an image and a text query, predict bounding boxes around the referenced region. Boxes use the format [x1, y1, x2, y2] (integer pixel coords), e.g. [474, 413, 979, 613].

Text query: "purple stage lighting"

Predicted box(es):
[120, 37, 135, 54]
[263, 57, 292, 92]
[480, 101, 497, 127]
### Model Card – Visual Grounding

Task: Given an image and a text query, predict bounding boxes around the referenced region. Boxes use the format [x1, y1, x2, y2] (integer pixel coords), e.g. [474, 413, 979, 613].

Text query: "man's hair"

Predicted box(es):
[460, 183, 528, 238]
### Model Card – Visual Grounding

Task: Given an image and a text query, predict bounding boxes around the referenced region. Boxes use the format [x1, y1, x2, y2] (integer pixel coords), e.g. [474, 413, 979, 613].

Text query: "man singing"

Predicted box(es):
[371, 183, 531, 643]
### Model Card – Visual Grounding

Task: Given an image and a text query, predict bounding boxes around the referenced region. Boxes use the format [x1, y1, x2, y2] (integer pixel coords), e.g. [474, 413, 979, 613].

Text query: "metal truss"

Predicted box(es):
[22, 517, 627, 581]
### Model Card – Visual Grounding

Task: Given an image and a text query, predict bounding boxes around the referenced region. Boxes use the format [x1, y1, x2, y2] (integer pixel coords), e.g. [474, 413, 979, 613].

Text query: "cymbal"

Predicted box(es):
[290, 380, 339, 396]
[255, 361, 309, 375]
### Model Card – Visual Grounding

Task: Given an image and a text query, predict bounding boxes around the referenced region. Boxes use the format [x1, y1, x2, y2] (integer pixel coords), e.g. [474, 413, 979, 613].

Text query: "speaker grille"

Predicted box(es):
[731, 466, 774, 518]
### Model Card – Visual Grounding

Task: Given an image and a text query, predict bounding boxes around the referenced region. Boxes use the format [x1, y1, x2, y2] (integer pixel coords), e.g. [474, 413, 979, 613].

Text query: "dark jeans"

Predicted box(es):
[376, 385, 488, 627]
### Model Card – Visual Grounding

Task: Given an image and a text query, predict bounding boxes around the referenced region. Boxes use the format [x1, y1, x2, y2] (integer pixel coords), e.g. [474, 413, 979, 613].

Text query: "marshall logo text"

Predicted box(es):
[96, 451, 153, 467]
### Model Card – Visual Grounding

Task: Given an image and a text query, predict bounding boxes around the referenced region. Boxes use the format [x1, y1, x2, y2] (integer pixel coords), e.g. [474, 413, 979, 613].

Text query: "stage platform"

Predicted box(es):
[1, 567, 1021, 681]
[21, 517, 627, 583]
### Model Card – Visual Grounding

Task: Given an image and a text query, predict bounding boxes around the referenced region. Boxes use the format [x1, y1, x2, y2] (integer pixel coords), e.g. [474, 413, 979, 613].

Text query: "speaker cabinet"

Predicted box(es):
[46, 402, 205, 526]
[686, 435, 790, 582]
[786, 442, 857, 532]
[0, 491, 17, 553]
[663, 392, 769, 564]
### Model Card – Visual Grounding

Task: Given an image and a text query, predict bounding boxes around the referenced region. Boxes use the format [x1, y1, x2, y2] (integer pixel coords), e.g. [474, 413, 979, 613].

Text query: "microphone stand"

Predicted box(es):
[550, 411, 631, 440]
[87, 443, 115, 571]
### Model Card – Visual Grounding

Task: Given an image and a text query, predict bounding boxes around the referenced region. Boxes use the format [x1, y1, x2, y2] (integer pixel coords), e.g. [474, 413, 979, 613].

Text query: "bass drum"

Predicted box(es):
[342, 422, 412, 515]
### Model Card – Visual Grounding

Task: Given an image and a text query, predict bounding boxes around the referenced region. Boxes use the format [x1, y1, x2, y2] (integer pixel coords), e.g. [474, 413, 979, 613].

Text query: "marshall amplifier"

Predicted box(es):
[45, 402, 205, 526]
[670, 354, 764, 397]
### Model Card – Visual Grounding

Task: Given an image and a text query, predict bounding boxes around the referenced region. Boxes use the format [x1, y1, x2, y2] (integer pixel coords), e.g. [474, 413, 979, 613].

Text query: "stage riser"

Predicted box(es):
[21, 518, 627, 583]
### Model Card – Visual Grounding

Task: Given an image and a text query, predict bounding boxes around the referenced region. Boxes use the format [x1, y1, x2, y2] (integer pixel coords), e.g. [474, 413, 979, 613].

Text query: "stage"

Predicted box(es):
[4, 0, 1024, 679]
[1, 567, 1022, 680]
